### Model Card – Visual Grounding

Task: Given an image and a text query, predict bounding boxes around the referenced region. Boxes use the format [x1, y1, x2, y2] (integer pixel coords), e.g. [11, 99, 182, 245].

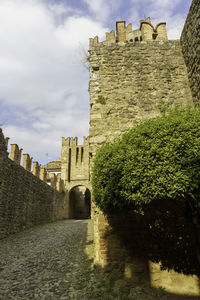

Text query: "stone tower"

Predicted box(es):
[61, 136, 91, 219]
[88, 18, 199, 296]
[89, 19, 193, 157]
[61, 136, 90, 189]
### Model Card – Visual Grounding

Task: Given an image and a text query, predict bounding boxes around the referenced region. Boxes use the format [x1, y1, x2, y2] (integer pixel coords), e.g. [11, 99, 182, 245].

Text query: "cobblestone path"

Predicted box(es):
[0, 220, 198, 300]
[0, 220, 95, 300]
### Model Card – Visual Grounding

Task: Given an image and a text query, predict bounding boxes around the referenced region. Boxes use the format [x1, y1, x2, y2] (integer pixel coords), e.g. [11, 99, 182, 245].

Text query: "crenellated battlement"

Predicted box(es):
[61, 136, 90, 189]
[10, 144, 23, 165]
[32, 161, 40, 178]
[0, 128, 68, 238]
[1, 131, 62, 191]
[89, 18, 168, 48]
[22, 154, 32, 172]
[61, 136, 89, 166]
[140, 17, 168, 41]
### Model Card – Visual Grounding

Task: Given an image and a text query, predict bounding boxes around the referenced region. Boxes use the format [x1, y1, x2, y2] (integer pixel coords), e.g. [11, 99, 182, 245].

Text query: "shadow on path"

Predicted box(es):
[0, 216, 199, 299]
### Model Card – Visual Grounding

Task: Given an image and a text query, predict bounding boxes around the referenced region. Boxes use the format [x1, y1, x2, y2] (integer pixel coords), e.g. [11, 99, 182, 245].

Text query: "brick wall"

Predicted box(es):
[181, 0, 200, 104]
[0, 129, 68, 239]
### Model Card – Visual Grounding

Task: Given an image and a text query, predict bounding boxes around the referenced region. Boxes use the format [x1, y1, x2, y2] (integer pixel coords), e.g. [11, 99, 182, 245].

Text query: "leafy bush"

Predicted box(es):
[92, 107, 200, 213]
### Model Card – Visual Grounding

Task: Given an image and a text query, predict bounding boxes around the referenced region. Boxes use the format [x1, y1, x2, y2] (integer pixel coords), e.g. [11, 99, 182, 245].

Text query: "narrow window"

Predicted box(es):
[76, 147, 79, 163]
[68, 148, 71, 182]
[81, 147, 84, 162]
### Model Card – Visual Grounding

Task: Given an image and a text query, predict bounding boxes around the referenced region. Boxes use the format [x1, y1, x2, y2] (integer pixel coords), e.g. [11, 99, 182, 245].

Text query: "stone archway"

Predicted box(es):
[69, 185, 91, 219]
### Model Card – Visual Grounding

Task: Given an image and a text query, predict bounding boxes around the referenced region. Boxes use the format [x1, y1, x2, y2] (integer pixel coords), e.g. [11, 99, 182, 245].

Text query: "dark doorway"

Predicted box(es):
[69, 186, 91, 219]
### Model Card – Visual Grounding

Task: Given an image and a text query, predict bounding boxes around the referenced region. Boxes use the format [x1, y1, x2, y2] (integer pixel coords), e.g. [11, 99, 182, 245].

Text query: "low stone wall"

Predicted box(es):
[180, 0, 200, 104]
[0, 129, 68, 238]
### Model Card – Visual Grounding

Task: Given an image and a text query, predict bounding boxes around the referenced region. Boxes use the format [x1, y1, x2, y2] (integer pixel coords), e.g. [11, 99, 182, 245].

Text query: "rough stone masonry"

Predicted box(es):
[0, 129, 68, 239]
[88, 15, 199, 297]
[89, 21, 193, 157]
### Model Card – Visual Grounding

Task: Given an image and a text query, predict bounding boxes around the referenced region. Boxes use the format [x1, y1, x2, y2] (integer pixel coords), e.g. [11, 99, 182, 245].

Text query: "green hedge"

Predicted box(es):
[92, 107, 200, 213]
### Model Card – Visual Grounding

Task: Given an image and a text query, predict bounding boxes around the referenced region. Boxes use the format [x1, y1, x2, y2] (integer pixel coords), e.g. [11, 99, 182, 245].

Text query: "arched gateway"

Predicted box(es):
[43, 136, 91, 219]
[69, 185, 91, 219]
[61, 136, 91, 219]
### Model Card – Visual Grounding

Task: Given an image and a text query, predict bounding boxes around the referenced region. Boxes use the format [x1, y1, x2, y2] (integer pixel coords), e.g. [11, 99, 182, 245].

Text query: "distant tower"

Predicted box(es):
[61, 136, 91, 219]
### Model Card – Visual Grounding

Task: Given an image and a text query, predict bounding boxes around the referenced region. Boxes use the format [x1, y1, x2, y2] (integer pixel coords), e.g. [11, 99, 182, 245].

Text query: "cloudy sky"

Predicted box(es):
[0, 0, 192, 165]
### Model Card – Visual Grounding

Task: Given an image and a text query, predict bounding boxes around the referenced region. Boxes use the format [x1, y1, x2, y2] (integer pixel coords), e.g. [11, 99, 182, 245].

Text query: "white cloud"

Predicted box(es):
[129, 0, 186, 39]
[127, 9, 140, 28]
[0, 0, 192, 164]
[130, 0, 181, 10]
[48, 3, 71, 16]
[84, 0, 110, 21]
[83, 0, 123, 22]
[55, 16, 107, 48]
[146, 0, 181, 11]
[0, 0, 108, 163]
[0, 1, 107, 108]
[4, 124, 62, 164]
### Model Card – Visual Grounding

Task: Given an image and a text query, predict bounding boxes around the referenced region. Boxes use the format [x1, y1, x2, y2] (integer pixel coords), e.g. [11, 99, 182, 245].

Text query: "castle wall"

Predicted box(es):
[180, 0, 200, 104]
[89, 40, 193, 156]
[0, 129, 68, 239]
[89, 33, 198, 295]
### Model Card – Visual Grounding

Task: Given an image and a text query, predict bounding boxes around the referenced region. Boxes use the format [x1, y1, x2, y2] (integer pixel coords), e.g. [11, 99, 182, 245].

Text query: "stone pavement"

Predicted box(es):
[0, 219, 130, 300]
[0, 219, 198, 300]
[0, 220, 94, 300]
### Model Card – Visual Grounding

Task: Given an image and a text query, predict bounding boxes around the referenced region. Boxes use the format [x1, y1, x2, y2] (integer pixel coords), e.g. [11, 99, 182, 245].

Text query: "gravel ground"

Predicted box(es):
[0, 219, 198, 300]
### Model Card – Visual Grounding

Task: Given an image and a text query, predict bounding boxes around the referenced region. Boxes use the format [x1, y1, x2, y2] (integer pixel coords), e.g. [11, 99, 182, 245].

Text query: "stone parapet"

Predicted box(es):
[10, 144, 23, 165]
[0, 130, 67, 239]
[23, 154, 32, 171]
[40, 167, 47, 181]
[89, 18, 167, 48]
[32, 161, 40, 178]
[50, 173, 57, 189]
[0, 154, 68, 239]
[56, 178, 63, 192]
[0, 130, 52, 186]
